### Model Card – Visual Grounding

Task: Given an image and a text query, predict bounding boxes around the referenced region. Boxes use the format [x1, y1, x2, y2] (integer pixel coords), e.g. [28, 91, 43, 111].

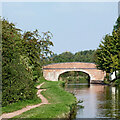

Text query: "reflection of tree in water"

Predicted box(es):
[115, 87, 120, 118]
[96, 86, 120, 118]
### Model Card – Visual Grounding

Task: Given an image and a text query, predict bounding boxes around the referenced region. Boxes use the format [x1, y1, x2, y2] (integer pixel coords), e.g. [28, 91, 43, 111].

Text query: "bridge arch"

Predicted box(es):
[43, 62, 106, 83]
[58, 70, 91, 84]
[58, 69, 92, 81]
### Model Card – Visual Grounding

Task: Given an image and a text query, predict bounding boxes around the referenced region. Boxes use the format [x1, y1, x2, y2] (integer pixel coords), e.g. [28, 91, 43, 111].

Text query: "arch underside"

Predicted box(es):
[58, 69, 93, 81]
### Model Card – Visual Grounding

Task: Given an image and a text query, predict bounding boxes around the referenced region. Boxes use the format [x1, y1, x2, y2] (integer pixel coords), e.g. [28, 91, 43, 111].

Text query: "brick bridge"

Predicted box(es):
[43, 62, 106, 83]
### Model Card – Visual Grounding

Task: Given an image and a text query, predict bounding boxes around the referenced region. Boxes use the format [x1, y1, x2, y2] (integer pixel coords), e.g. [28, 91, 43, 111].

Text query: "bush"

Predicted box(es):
[2, 18, 54, 106]
[2, 19, 36, 106]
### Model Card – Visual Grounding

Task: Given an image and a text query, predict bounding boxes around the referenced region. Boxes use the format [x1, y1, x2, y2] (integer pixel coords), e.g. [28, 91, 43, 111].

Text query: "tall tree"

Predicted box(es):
[95, 17, 120, 76]
[22, 30, 53, 81]
[2, 19, 54, 106]
[2, 19, 35, 106]
[114, 16, 120, 31]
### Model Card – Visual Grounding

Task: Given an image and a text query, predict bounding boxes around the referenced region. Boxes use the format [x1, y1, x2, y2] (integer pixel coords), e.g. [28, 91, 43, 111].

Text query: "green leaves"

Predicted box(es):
[95, 17, 120, 74]
[51, 50, 95, 63]
[2, 19, 54, 106]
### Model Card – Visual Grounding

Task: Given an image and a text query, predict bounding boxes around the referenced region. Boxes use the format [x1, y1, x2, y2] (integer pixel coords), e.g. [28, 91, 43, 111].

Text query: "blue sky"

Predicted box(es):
[2, 2, 118, 54]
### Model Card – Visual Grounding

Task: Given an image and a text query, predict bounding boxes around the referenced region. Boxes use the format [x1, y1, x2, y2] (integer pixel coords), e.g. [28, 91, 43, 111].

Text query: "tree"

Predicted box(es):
[2, 19, 35, 106]
[51, 50, 95, 63]
[95, 17, 120, 77]
[2, 18, 54, 106]
[22, 30, 54, 81]
[74, 50, 95, 62]
[114, 16, 120, 31]
[52, 51, 74, 63]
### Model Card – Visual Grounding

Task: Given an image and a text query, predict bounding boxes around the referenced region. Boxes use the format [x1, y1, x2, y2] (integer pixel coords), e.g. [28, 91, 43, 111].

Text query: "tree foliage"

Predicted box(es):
[52, 51, 74, 63]
[95, 17, 120, 74]
[74, 50, 95, 62]
[51, 50, 95, 63]
[114, 16, 120, 31]
[2, 19, 53, 106]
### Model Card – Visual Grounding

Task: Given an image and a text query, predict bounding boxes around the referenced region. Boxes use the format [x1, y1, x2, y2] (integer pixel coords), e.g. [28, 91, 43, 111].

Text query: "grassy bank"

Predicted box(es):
[2, 79, 42, 114]
[2, 98, 41, 114]
[12, 78, 77, 118]
[2, 77, 50, 114]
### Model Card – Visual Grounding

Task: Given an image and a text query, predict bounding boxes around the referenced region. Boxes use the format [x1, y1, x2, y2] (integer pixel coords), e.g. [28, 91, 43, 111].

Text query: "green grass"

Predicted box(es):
[34, 77, 46, 86]
[13, 80, 77, 118]
[2, 77, 45, 114]
[2, 98, 41, 113]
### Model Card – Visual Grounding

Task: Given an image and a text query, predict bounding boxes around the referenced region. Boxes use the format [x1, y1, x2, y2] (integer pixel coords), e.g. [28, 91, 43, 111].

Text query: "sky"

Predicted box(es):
[2, 2, 118, 54]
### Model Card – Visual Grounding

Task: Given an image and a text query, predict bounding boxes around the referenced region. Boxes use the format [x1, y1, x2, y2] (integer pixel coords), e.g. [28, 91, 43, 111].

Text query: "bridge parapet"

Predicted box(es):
[43, 62, 106, 83]
[43, 62, 96, 69]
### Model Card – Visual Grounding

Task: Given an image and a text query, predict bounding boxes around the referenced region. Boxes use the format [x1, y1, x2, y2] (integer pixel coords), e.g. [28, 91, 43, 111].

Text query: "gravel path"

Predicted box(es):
[0, 82, 49, 119]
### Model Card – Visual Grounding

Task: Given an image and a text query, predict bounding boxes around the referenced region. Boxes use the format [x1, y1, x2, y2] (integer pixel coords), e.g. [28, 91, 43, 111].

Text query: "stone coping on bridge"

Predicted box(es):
[43, 62, 95, 66]
[43, 68, 97, 70]
[43, 62, 97, 69]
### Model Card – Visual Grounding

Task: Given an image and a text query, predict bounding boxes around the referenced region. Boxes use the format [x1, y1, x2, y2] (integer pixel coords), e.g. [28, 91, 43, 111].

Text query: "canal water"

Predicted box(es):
[65, 83, 120, 119]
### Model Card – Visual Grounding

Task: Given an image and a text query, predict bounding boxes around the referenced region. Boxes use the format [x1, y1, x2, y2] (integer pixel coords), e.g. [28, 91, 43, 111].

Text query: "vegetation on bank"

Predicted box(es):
[2, 77, 47, 113]
[12, 78, 77, 118]
[94, 16, 120, 85]
[2, 77, 77, 119]
[112, 72, 120, 87]
[115, 79, 120, 87]
[2, 18, 54, 106]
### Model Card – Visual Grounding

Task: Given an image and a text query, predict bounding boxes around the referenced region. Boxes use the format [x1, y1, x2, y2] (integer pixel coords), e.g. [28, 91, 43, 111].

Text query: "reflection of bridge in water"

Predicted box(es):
[43, 62, 106, 83]
[65, 84, 105, 95]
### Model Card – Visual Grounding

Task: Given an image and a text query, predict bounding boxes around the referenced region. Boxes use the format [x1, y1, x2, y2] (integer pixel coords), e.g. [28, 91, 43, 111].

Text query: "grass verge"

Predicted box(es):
[2, 98, 41, 114]
[13, 79, 77, 118]
[2, 77, 44, 114]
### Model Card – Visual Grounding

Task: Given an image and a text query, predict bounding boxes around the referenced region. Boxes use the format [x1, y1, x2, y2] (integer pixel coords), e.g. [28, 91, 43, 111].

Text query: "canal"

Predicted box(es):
[65, 83, 120, 119]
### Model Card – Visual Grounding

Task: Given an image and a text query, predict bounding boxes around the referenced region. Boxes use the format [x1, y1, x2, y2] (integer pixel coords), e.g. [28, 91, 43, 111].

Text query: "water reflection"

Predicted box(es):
[65, 84, 120, 118]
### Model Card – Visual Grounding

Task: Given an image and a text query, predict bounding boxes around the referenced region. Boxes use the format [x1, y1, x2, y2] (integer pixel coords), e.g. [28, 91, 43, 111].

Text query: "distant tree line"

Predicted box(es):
[50, 50, 95, 63]
[2, 19, 54, 106]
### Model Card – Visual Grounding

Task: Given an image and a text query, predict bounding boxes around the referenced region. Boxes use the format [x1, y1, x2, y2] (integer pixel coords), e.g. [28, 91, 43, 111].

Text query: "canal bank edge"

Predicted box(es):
[11, 78, 77, 118]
